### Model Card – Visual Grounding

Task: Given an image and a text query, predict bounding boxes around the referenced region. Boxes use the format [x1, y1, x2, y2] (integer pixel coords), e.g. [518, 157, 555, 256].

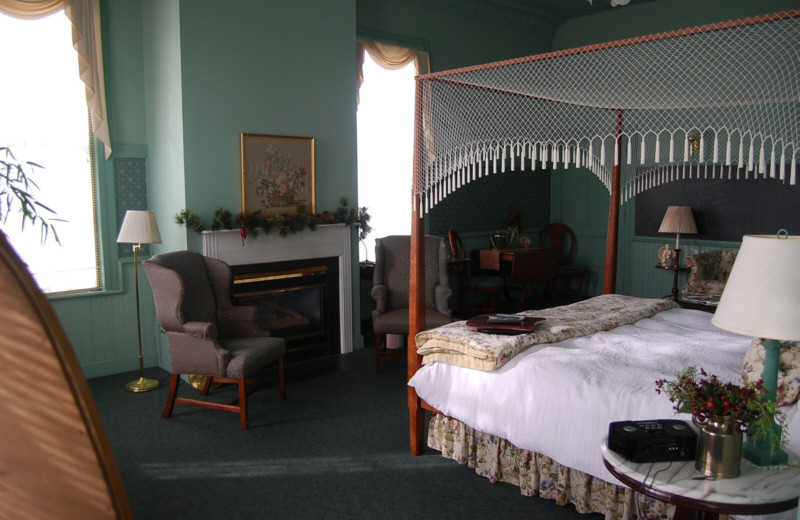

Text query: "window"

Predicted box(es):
[0, 10, 99, 294]
[357, 52, 416, 261]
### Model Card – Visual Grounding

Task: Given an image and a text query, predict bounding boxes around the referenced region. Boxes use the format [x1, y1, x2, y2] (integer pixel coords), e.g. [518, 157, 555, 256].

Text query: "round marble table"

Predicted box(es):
[601, 438, 800, 519]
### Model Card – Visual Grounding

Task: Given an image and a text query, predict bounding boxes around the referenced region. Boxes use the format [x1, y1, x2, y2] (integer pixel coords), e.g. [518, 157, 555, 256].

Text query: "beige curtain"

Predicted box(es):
[0, 0, 112, 159]
[357, 39, 430, 104]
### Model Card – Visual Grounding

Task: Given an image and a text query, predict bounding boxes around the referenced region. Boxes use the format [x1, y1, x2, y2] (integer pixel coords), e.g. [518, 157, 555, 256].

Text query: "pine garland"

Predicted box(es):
[174, 197, 371, 241]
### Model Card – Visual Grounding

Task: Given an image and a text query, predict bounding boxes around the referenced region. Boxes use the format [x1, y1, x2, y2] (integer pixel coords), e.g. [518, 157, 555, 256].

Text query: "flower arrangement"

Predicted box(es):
[249, 146, 308, 208]
[655, 366, 785, 455]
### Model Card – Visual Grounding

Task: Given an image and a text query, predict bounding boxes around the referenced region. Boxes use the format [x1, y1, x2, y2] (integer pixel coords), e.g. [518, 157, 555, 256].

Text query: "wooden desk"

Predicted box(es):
[602, 438, 800, 520]
[479, 248, 537, 271]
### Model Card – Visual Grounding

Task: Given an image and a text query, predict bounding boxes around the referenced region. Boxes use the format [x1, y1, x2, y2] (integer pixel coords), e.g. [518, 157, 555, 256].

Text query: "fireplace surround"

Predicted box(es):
[202, 224, 353, 355]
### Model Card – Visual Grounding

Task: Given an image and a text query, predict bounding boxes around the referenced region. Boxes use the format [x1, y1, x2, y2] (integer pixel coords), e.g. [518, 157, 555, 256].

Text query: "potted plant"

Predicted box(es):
[1, 147, 61, 243]
[655, 366, 785, 477]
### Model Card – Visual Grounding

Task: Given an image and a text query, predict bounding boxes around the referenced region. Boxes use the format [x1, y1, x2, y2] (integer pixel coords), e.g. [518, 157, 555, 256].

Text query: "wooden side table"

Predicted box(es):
[601, 438, 800, 519]
[654, 264, 687, 300]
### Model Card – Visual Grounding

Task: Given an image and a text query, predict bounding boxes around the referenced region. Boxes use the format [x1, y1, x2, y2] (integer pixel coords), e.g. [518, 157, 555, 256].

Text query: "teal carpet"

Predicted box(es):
[89, 349, 601, 519]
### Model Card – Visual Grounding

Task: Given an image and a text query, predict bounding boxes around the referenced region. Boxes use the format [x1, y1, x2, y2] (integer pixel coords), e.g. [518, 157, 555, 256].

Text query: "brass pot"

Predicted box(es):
[694, 415, 742, 478]
[490, 233, 508, 250]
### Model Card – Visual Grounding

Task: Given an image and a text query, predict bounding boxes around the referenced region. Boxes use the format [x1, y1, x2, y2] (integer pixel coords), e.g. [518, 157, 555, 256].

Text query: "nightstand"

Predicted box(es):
[601, 438, 800, 519]
[654, 264, 688, 301]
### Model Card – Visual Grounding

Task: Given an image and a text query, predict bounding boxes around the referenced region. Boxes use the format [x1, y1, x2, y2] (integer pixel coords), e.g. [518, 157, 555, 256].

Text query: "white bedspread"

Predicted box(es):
[409, 308, 800, 494]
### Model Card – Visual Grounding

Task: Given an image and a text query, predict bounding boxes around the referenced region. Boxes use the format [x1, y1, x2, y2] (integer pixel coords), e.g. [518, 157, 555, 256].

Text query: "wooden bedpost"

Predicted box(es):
[408, 78, 426, 456]
[603, 109, 623, 294]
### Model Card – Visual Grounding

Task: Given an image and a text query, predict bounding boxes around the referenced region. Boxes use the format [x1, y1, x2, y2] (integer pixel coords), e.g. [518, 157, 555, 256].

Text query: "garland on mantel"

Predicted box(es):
[175, 197, 371, 244]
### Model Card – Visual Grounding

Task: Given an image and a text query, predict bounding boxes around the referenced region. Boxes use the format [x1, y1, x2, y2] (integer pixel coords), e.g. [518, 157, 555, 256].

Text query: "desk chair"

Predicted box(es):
[509, 248, 559, 310]
[539, 223, 587, 301]
[448, 229, 504, 316]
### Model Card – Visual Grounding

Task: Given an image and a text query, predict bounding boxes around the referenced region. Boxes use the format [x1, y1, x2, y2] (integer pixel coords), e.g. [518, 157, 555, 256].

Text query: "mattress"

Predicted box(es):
[409, 308, 800, 488]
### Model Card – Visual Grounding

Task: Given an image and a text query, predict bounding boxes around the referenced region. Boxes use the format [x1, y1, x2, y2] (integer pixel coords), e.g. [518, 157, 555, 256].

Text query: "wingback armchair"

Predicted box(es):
[371, 235, 452, 372]
[681, 249, 739, 297]
[143, 250, 286, 429]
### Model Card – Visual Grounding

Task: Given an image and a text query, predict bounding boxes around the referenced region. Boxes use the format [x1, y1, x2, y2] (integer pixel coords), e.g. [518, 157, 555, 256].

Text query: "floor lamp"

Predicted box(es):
[117, 210, 162, 393]
[712, 231, 800, 465]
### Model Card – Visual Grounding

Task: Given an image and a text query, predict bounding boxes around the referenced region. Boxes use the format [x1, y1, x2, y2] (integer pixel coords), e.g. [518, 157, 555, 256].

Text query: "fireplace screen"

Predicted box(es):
[231, 257, 339, 361]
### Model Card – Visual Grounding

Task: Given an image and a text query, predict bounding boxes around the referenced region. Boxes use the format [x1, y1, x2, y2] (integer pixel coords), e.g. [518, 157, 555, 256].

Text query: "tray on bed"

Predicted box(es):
[466, 314, 544, 335]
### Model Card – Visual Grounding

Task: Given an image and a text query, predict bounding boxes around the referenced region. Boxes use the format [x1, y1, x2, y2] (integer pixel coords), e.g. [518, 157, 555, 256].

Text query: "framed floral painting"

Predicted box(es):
[241, 133, 315, 216]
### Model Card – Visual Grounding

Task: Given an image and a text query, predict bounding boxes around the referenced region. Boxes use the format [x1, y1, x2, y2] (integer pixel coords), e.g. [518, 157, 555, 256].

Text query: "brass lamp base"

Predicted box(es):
[126, 377, 160, 393]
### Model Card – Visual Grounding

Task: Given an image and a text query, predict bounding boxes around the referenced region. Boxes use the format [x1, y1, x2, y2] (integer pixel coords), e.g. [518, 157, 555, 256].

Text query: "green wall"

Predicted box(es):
[50, 0, 800, 378]
[53, 0, 552, 378]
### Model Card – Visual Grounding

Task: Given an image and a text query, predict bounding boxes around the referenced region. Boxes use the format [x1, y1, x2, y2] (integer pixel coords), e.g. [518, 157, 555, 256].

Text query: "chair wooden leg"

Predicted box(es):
[278, 356, 286, 401]
[238, 379, 248, 430]
[162, 373, 180, 419]
[200, 376, 213, 396]
[375, 333, 384, 373]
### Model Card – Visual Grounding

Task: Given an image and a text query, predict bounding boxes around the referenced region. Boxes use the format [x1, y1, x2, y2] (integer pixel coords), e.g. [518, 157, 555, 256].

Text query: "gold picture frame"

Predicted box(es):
[241, 133, 315, 216]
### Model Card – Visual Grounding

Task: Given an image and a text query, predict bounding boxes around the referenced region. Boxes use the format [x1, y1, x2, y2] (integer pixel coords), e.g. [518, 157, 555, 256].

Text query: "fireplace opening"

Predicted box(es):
[231, 257, 340, 362]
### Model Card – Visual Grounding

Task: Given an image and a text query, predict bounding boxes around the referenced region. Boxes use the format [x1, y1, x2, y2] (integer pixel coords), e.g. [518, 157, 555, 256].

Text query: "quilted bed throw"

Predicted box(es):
[415, 294, 679, 371]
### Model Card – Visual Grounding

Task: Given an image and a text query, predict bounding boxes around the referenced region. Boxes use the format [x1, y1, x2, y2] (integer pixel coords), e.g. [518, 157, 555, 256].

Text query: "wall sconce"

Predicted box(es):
[688, 130, 701, 161]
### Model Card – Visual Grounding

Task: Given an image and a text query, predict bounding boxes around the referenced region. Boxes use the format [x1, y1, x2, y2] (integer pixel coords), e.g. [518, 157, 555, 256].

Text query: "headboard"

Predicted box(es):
[0, 232, 132, 519]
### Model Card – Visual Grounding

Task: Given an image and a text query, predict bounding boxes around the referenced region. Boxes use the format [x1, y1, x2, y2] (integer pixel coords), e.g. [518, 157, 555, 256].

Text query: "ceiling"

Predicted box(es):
[417, 0, 661, 41]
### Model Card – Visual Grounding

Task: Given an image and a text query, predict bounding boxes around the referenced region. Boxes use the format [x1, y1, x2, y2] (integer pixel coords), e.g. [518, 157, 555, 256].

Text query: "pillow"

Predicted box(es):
[742, 338, 800, 407]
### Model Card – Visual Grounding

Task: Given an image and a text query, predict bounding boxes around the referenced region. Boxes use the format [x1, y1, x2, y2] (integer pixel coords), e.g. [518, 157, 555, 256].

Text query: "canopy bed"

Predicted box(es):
[405, 10, 800, 520]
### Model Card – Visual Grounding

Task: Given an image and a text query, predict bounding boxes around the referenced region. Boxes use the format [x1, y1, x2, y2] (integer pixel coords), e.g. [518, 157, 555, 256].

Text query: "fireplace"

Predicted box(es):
[230, 257, 339, 361]
[202, 224, 353, 356]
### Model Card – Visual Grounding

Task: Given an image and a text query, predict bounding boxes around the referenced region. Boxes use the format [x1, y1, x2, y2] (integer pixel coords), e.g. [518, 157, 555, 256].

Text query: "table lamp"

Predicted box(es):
[658, 205, 697, 252]
[116, 210, 162, 392]
[712, 231, 800, 465]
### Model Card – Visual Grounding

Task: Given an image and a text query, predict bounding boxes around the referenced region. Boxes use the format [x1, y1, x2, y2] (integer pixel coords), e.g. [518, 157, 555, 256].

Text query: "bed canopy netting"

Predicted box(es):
[407, 10, 800, 454]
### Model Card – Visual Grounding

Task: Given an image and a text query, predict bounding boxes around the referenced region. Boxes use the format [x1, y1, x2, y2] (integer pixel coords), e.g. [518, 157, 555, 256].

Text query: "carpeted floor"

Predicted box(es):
[89, 348, 602, 519]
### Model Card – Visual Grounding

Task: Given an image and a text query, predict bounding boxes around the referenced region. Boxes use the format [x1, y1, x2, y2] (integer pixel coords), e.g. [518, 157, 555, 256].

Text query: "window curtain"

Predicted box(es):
[356, 39, 430, 104]
[0, 0, 112, 159]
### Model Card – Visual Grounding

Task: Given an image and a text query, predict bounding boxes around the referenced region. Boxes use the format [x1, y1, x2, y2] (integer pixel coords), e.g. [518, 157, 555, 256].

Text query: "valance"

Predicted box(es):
[357, 39, 430, 103]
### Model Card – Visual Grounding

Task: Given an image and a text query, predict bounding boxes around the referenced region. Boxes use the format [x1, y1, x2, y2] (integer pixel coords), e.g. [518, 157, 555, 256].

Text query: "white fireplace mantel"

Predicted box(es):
[202, 224, 353, 353]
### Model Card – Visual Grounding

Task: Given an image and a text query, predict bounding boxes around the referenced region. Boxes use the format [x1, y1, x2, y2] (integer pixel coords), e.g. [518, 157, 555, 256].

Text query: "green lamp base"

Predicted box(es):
[743, 338, 788, 466]
[743, 432, 788, 466]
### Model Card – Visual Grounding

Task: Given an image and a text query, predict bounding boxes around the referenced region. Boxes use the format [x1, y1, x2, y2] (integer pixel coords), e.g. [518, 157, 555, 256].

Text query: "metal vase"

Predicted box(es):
[693, 415, 742, 478]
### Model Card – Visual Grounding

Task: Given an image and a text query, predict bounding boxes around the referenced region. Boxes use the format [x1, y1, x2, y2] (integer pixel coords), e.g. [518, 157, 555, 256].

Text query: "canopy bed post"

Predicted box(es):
[409, 78, 426, 455]
[603, 109, 623, 294]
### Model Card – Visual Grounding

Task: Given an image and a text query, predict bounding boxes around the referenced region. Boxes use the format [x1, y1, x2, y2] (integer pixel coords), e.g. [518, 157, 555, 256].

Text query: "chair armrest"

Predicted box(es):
[182, 321, 218, 339]
[371, 284, 388, 315]
[434, 284, 452, 316]
[165, 332, 230, 376]
[217, 306, 271, 338]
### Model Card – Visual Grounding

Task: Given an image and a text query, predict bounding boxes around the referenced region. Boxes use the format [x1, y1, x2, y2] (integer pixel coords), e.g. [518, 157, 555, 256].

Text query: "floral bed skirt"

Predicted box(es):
[428, 414, 676, 520]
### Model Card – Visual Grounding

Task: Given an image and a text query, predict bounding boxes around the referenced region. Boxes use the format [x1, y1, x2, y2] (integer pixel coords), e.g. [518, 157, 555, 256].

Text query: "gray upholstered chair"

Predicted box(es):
[143, 250, 286, 429]
[371, 235, 452, 372]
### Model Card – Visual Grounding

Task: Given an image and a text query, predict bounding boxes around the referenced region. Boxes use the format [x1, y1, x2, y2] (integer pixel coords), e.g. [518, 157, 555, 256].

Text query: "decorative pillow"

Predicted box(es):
[742, 338, 800, 406]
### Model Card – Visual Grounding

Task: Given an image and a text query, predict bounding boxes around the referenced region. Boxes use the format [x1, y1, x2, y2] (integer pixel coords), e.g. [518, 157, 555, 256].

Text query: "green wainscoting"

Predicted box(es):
[50, 259, 161, 379]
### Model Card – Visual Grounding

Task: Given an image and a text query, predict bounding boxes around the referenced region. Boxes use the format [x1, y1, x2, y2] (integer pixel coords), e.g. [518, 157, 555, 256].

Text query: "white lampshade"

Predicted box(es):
[116, 210, 162, 245]
[658, 206, 697, 235]
[712, 234, 800, 341]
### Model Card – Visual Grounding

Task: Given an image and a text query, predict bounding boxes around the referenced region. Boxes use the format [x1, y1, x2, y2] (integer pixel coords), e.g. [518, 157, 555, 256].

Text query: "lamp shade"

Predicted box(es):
[116, 210, 162, 245]
[712, 234, 800, 341]
[658, 206, 697, 235]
